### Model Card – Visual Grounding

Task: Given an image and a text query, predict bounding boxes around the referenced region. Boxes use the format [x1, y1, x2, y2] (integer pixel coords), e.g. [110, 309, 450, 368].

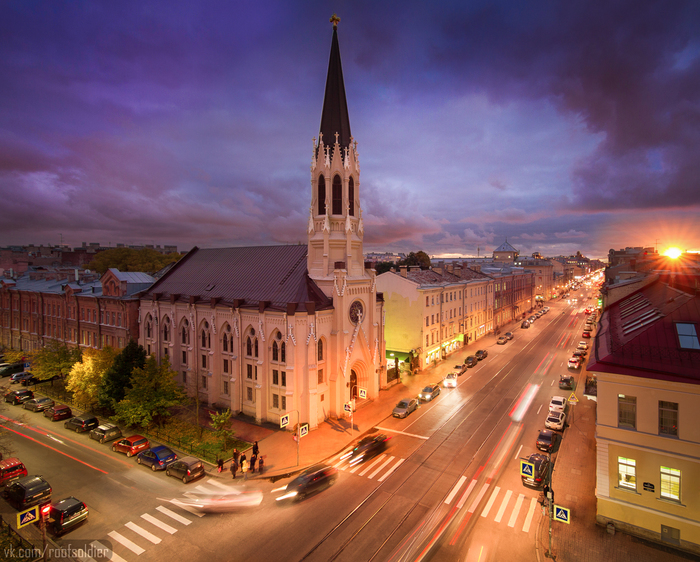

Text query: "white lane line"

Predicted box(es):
[169, 499, 204, 517]
[494, 490, 512, 523]
[508, 493, 525, 528]
[368, 456, 394, 479]
[537, 404, 543, 414]
[456, 479, 478, 509]
[514, 445, 523, 460]
[358, 455, 386, 476]
[156, 505, 192, 525]
[374, 427, 430, 440]
[468, 483, 490, 513]
[141, 513, 177, 534]
[522, 497, 538, 532]
[378, 458, 404, 482]
[108, 531, 146, 555]
[444, 475, 467, 505]
[125, 521, 161, 544]
[90, 541, 127, 562]
[481, 486, 500, 518]
[206, 478, 234, 491]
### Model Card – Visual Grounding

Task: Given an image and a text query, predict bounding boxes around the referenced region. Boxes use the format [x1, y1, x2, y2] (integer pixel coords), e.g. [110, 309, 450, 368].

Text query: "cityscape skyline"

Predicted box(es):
[1, 1, 699, 260]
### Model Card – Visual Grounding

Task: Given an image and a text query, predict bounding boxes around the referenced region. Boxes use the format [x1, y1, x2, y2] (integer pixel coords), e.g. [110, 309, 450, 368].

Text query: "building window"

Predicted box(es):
[182, 351, 187, 364]
[272, 369, 279, 385]
[426, 317, 429, 327]
[426, 296, 429, 306]
[332, 174, 342, 215]
[247, 337, 253, 356]
[618, 457, 636, 490]
[201, 354, 207, 369]
[182, 371, 187, 384]
[272, 341, 279, 361]
[675, 323, 700, 349]
[659, 401, 678, 436]
[223, 380, 229, 395]
[318, 368, 324, 385]
[660, 466, 681, 502]
[247, 364, 253, 379]
[281, 371, 286, 387]
[318, 339, 324, 362]
[273, 394, 279, 408]
[618, 394, 636, 429]
[247, 387, 253, 402]
[318, 174, 326, 215]
[348, 176, 355, 216]
[201, 375, 207, 390]
[280, 342, 285, 363]
[281, 396, 286, 410]
[223, 359, 229, 374]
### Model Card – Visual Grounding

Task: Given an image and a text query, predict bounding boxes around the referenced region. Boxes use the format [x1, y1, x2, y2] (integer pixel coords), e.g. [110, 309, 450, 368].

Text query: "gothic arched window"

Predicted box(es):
[280, 342, 286, 363]
[181, 319, 190, 345]
[272, 341, 279, 362]
[254, 338, 259, 358]
[318, 175, 326, 215]
[332, 174, 342, 215]
[349, 177, 355, 217]
[318, 339, 324, 362]
[163, 317, 170, 342]
[246, 337, 252, 357]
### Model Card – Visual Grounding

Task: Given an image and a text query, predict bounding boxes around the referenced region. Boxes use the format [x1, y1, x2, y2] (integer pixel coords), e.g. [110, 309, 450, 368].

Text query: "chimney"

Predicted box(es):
[399, 265, 408, 278]
[433, 265, 443, 275]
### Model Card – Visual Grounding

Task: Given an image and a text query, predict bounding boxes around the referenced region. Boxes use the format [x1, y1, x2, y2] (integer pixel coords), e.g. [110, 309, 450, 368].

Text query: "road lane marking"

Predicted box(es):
[125, 521, 161, 544]
[468, 483, 490, 513]
[522, 497, 538, 532]
[374, 427, 430, 440]
[368, 456, 394, 479]
[481, 486, 500, 517]
[141, 513, 176, 534]
[168, 499, 204, 517]
[378, 458, 404, 482]
[456, 479, 478, 509]
[108, 531, 146, 555]
[508, 493, 525, 527]
[206, 478, 235, 491]
[357, 454, 385, 476]
[514, 444, 523, 460]
[494, 490, 512, 523]
[156, 505, 192, 525]
[90, 541, 127, 562]
[444, 475, 467, 505]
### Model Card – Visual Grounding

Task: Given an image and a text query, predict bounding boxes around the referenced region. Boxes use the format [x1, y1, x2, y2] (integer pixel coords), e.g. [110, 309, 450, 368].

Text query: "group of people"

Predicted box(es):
[227, 441, 264, 480]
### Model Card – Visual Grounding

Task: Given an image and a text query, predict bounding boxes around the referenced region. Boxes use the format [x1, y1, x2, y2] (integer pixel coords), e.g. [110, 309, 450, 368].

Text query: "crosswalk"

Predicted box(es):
[74, 478, 232, 562]
[332, 450, 405, 482]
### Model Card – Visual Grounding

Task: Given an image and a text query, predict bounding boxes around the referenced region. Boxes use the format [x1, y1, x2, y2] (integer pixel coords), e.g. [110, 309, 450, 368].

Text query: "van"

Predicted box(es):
[0, 458, 28, 487]
[47, 497, 88, 536]
[3, 475, 51, 510]
[90, 424, 122, 444]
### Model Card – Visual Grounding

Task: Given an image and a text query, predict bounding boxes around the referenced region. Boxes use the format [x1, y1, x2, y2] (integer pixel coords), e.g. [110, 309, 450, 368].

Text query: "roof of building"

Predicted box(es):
[494, 240, 518, 253]
[107, 269, 155, 284]
[588, 279, 700, 384]
[319, 22, 351, 152]
[142, 245, 333, 312]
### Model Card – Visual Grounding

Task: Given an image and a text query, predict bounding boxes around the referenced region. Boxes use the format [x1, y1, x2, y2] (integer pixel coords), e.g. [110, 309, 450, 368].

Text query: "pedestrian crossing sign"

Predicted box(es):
[568, 392, 579, 404]
[359, 388, 367, 399]
[280, 413, 290, 429]
[520, 460, 535, 478]
[553, 505, 571, 524]
[299, 423, 309, 438]
[17, 506, 39, 529]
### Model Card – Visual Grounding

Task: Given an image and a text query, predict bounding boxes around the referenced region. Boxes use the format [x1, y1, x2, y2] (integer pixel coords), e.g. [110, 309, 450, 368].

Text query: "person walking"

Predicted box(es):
[217, 458, 224, 473]
[250, 452, 257, 474]
[241, 458, 249, 481]
[230, 458, 238, 479]
[233, 448, 240, 464]
[258, 454, 264, 475]
[252, 441, 259, 456]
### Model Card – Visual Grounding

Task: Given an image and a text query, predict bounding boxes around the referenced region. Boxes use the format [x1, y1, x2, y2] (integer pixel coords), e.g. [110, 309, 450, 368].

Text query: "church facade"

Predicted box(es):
[138, 19, 386, 429]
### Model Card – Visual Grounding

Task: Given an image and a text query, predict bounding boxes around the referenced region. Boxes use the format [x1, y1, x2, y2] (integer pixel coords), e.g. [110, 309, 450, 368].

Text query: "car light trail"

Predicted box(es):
[509, 384, 540, 422]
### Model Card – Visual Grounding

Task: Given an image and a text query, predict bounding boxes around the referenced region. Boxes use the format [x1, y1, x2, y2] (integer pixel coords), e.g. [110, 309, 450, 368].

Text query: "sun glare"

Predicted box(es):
[664, 247, 682, 259]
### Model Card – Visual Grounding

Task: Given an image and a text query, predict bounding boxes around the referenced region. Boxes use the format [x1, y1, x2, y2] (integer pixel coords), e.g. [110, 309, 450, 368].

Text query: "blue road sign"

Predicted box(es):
[553, 505, 571, 524]
[24, 363, 31, 369]
[344, 402, 352, 413]
[17, 506, 39, 529]
[280, 414, 290, 429]
[520, 460, 535, 478]
[299, 423, 309, 438]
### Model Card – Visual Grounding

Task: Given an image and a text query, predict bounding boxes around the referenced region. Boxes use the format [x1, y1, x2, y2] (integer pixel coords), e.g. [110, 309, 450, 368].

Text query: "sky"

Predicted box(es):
[1, 1, 699, 260]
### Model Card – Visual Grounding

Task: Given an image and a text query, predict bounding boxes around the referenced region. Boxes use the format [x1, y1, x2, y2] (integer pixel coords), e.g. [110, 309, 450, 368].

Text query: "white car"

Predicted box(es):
[545, 410, 566, 430]
[549, 396, 567, 412]
[443, 372, 458, 388]
[568, 357, 581, 369]
[578, 341, 588, 350]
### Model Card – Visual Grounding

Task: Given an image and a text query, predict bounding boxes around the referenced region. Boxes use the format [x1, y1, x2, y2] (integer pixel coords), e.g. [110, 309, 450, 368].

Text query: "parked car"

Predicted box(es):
[454, 364, 465, 374]
[505, 332, 514, 340]
[23, 397, 55, 412]
[392, 398, 418, 418]
[545, 411, 566, 431]
[549, 396, 567, 412]
[536, 429, 557, 452]
[0, 458, 28, 487]
[521, 321, 530, 329]
[522, 453, 550, 489]
[3, 475, 51, 510]
[582, 331, 591, 338]
[0, 363, 24, 377]
[10, 372, 34, 385]
[64, 415, 99, 433]
[344, 434, 390, 467]
[475, 350, 488, 360]
[165, 457, 206, 483]
[419, 383, 441, 402]
[465, 356, 478, 367]
[573, 349, 587, 359]
[136, 445, 177, 471]
[497, 336, 508, 345]
[90, 424, 122, 444]
[558, 375, 575, 390]
[4, 389, 34, 405]
[275, 464, 338, 502]
[46, 497, 88, 536]
[568, 357, 581, 369]
[20, 375, 40, 386]
[577, 341, 588, 350]
[443, 373, 458, 388]
[44, 405, 72, 421]
[112, 435, 150, 457]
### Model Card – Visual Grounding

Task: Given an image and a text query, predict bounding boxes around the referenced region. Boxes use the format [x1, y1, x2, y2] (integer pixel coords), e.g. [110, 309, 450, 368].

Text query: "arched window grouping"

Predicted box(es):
[318, 175, 326, 215]
[201, 321, 211, 349]
[348, 177, 355, 217]
[332, 174, 342, 215]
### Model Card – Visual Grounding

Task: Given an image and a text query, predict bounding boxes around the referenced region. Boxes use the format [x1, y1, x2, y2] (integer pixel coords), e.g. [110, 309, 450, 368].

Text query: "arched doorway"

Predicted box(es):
[350, 370, 358, 400]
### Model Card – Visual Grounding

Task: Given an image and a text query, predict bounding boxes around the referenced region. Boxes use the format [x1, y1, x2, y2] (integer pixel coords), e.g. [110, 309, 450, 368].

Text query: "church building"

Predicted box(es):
[138, 17, 386, 429]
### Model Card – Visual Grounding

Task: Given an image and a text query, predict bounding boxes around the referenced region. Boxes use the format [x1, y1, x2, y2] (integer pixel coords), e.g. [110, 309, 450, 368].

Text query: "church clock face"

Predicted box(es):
[349, 300, 364, 325]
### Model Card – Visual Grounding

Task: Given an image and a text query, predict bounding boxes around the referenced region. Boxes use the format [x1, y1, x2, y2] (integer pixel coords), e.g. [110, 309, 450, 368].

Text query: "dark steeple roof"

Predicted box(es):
[319, 17, 351, 151]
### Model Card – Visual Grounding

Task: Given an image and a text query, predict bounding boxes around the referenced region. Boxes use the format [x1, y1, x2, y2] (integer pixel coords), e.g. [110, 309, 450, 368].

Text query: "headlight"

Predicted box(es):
[276, 491, 298, 501]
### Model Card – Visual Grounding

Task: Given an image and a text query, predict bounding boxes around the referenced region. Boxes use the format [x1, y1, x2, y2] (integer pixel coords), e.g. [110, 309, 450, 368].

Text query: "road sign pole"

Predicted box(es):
[546, 450, 555, 559]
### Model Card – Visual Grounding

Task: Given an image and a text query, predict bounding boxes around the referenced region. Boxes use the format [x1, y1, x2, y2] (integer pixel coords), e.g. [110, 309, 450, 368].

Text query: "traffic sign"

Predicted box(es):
[299, 423, 309, 438]
[359, 388, 367, 399]
[280, 413, 290, 429]
[344, 402, 352, 413]
[24, 363, 31, 369]
[520, 460, 535, 478]
[568, 392, 579, 404]
[553, 505, 571, 524]
[17, 506, 39, 529]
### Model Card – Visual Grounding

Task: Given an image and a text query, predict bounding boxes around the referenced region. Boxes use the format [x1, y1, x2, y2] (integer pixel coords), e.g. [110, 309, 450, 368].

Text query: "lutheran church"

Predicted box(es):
[138, 17, 386, 429]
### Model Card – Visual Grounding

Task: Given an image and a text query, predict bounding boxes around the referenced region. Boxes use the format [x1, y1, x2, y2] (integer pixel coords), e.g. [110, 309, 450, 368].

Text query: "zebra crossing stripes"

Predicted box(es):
[507, 494, 525, 527]
[156, 505, 192, 525]
[494, 490, 512, 523]
[141, 513, 177, 534]
[334, 452, 406, 481]
[108, 531, 146, 555]
[125, 521, 161, 544]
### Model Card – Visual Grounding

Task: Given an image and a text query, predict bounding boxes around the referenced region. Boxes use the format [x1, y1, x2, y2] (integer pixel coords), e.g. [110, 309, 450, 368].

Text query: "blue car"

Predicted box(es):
[136, 445, 177, 471]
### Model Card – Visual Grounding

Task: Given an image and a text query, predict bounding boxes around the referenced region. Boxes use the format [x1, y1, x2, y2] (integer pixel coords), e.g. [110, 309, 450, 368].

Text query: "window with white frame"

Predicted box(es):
[618, 457, 636, 490]
[675, 322, 700, 349]
[660, 466, 680, 501]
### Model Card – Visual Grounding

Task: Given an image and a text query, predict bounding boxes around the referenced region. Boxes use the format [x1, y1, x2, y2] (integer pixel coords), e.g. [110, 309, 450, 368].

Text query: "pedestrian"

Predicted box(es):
[250, 452, 257, 474]
[233, 448, 240, 464]
[241, 458, 249, 480]
[230, 459, 238, 479]
[217, 458, 224, 473]
[258, 455, 264, 475]
[252, 441, 259, 456]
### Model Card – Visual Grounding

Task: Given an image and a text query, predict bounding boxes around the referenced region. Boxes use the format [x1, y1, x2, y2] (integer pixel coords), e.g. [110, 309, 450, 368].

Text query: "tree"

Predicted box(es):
[87, 247, 181, 275]
[400, 251, 431, 270]
[113, 356, 187, 428]
[66, 347, 118, 406]
[29, 341, 82, 381]
[97, 340, 147, 409]
[374, 261, 395, 275]
[210, 409, 235, 456]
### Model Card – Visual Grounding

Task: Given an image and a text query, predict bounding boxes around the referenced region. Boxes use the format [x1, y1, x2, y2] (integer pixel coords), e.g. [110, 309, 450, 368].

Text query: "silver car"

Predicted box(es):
[393, 398, 418, 418]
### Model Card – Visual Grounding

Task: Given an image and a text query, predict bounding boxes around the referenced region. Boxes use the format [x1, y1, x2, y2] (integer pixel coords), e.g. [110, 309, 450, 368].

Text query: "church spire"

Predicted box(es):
[319, 14, 351, 152]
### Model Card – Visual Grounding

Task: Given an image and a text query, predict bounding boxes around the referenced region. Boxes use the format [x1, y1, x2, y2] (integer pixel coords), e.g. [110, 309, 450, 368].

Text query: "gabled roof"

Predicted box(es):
[107, 269, 155, 284]
[588, 279, 700, 384]
[319, 22, 351, 152]
[494, 240, 518, 253]
[142, 246, 333, 312]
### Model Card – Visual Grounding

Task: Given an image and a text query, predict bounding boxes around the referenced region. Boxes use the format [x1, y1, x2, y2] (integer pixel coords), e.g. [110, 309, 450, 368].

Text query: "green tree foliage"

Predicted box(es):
[66, 347, 118, 406]
[87, 247, 181, 275]
[374, 261, 395, 275]
[97, 340, 146, 409]
[113, 356, 187, 428]
[400, 251, 431, 270]
[30, 341, 82, 381]
[210, 409, 235, 453]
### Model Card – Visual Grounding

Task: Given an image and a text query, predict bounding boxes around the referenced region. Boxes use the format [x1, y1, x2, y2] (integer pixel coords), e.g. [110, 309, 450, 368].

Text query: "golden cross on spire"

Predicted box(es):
[330, 14, 340, 28]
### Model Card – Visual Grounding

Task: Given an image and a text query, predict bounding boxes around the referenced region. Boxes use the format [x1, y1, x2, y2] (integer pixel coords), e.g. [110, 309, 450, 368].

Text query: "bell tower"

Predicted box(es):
[307, 15, 364, 281]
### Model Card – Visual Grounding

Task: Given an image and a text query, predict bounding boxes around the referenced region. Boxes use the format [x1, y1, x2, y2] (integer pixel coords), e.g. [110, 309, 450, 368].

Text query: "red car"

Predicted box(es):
[112, 435, 150, 458]
[44, 405, 72, 421]
[582, 331, 591, 338]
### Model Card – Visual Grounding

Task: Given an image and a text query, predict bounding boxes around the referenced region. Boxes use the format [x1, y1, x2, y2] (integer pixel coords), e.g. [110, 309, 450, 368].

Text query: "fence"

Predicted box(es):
[0, 516, 38, 562]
